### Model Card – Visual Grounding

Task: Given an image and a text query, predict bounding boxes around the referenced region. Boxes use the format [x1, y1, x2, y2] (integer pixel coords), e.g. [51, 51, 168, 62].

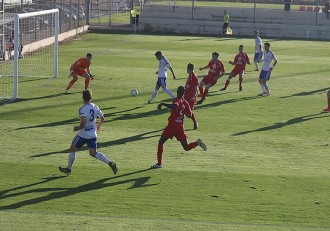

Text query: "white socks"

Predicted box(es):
[95, 152, 110, 164]
[163, 87, 175, 98]
[68, 152, 76, 170]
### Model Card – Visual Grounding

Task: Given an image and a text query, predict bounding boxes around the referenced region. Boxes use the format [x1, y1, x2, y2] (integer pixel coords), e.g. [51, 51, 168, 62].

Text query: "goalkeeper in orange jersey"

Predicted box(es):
[65, 53, 94, 94]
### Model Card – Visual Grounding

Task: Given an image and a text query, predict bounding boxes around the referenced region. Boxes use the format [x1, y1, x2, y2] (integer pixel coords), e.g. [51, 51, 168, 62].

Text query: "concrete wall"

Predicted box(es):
[139, 5, 330, 40]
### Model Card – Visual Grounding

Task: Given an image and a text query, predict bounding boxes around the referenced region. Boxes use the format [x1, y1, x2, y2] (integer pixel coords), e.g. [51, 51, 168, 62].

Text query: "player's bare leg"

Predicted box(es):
[65, 74, 78, 93]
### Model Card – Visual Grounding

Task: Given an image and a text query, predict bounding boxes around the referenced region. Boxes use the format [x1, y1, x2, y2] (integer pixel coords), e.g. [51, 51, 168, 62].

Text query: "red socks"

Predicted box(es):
[187, 141, 198, 150]
[157, 144, 164, 165]
[66, 79, 77, 90]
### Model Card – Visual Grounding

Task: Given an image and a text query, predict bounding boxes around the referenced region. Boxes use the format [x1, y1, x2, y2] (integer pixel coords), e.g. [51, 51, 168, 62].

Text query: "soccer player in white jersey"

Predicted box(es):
[148, 51, 177, 104]
[258, 42, 277, 97]
[254, 30, 263, 71]
[59, 89, 118, 175]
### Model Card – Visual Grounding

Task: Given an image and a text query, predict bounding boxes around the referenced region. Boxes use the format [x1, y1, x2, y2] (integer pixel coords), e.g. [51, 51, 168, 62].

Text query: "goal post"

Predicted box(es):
[12, 9, 59, 100]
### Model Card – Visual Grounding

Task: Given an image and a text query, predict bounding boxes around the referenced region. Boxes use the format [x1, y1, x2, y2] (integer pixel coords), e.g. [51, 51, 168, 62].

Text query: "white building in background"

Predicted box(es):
[4, 0, 32, 4]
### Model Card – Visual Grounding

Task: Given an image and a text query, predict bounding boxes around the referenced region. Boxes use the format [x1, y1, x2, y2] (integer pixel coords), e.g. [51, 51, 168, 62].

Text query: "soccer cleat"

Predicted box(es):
[323, 108, 330, 112]
[197, 138, 207, 151]
[239, 85, 242, 91]
[254, 69, 259, 71]
[262, 93, 270, 97]
[220, 87, 226, 91]
[109, 162, 118, 175]
[197, 99, 204, 105]
[147, 99, 152, 104]
[194, 121, 198, 130]
[58, 167, 71, 175]
[151, 163, 163, 169]
[65, 90, 72, 94]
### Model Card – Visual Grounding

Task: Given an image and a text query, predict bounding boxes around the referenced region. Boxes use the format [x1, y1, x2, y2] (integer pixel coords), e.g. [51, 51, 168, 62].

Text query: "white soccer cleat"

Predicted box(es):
[151, 163, 163, 169]
[197, 139, 207, 151]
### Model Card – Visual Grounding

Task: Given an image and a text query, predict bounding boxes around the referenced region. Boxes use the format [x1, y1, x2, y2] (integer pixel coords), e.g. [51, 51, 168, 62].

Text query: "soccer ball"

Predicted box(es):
[131, 88, 138, 96]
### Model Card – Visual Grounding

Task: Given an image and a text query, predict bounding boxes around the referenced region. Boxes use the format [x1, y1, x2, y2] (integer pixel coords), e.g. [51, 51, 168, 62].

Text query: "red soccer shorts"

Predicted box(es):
[230, 67, 245, 77]
[71, 67, 87, 77]
[162, 123, 187, 141]
[201, 75, 218, 86]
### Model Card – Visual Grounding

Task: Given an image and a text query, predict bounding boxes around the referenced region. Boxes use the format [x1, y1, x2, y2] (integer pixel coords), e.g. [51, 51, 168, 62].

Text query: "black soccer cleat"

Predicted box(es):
[58, 167, 71, 175]
[194, 121, 198, 130]
[109, 162, 118, 175]
[239, 85, 242, 91]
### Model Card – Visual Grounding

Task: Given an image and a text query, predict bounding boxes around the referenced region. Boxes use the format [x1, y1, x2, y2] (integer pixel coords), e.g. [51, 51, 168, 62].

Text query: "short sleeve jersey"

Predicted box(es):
[207, 59, 225, 78]
[158, 56, 171, 78]
[184, 72, 199, 100]
[262, 50, 277, 71]
[77, 103, 104, 139]
[167, 97, 192, 126]
[255, 36, 262, 53]
[72, 58, 90, 72]
[234, 52, 250, 70]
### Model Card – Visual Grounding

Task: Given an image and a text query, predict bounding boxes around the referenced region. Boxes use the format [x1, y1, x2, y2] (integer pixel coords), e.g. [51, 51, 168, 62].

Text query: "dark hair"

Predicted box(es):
[212, 52, 219, 57]
[264, 42, 270, 47]
[82, 89, 92, 101]
[187, 63, 194, 70]
[239, 45, 244, 48]
[177, 86, 185, 97]
[87, 53, 92, 58]
[155, 51, 162, 56]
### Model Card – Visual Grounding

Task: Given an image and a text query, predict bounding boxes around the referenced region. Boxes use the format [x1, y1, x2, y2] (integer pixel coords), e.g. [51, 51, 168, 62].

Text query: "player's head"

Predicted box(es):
[187, 63, 194, 73]
[155, 51, 162, 60]
[264, 42, 270, 51]
[86, 53, 92, 61]
[254, 30, 259, 37]
[212, 52, 219, 61]
[239, 45, 244, 53]
[177, 86, 185, 97]
[82, 89, 92, 102]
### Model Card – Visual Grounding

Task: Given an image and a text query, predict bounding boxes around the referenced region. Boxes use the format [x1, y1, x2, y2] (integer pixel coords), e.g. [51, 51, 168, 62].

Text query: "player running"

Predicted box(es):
[65, 53, 94, 94]
[197, 52, 225, 104]
[220, 45, 250, 92]
[258, 42, 277, 97]
[184, 63, 199, 129]
[59, 89, 118, 175]
[148, 51, 177, 104]
[151, 86, 207, 169]
[254, 30, 263, 71]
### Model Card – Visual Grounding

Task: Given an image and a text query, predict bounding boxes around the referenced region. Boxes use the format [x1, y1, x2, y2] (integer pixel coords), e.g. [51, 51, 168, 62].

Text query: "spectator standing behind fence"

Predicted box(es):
[325, 0, 330, 20]
[222, 10, 230, 36]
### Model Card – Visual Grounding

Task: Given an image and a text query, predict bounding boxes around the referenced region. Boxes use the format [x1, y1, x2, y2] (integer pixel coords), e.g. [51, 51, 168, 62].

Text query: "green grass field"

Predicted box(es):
[0, 32, 329, 230]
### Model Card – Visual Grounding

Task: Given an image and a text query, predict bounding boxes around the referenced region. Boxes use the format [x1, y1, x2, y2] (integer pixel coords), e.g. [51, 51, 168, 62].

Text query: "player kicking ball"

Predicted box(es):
[220, 45, 250, 92]
[151, 86, 207, 169]
[65, 53, 94, 94]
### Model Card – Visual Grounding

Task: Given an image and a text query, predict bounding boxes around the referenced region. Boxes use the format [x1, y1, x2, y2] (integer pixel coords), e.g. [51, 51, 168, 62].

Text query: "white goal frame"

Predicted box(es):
[13, 9, 59, 100]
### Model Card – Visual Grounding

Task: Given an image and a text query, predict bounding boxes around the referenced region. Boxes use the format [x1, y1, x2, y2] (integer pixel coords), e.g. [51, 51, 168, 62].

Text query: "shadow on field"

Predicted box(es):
[15, 105, 166, 130]
[30, 129, 162, 158]
[0, 168, 156, 209]
[280, 87, 329, 99]
[195, 95, 260, 110]
[232, 112, 330, 136]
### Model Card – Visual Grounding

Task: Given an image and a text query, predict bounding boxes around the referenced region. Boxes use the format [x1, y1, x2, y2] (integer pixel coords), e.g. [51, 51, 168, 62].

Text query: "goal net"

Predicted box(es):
[0, 9, 59, 100]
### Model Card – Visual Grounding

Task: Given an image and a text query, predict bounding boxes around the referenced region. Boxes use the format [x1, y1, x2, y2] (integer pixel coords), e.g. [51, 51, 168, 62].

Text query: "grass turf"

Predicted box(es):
[0, 33, 329, 230]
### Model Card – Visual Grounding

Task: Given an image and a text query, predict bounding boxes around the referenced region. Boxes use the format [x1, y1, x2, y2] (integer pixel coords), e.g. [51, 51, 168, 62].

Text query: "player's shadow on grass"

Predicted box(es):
[195, 95, 260, 110]
[15, 106, 145, 130]
[0, 168, 156, 209]
[30, 129, 162, 158]
[232, 112, 329, 136]
[280, 87, 328, 99]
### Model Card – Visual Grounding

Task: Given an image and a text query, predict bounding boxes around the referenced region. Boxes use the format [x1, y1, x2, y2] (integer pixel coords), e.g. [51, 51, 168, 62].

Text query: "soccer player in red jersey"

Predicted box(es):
[65, 53, 94, 94]
[220, 45, 250, 92]
[197, 52, 225, 104]
[184, 63, 199, 129]
[151, 86, 207, 168]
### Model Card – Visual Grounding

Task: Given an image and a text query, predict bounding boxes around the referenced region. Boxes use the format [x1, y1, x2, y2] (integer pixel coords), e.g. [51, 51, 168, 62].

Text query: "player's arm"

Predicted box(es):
[229, 60, 235, 65]
[199, 65, 208, 71]
[157, 102, 178, 110]
[270, 59, 278, 71]
[96, 115, 104, 132]
[169, 66, 176, 80]
[74, 116, 87, 132]
[190, 86, 198, 101]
